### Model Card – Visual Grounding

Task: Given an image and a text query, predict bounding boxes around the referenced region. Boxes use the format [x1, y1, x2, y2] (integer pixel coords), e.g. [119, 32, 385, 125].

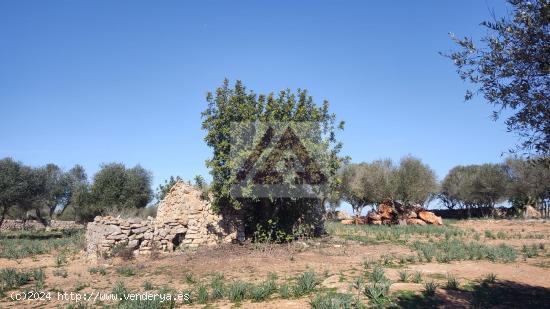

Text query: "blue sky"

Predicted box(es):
[1, 1, 517, 202]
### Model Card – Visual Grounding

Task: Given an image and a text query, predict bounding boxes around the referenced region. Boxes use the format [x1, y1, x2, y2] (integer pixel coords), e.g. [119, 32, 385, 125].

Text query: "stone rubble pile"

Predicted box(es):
[341, 201, 443, 226]
[86, 181, 245, 259]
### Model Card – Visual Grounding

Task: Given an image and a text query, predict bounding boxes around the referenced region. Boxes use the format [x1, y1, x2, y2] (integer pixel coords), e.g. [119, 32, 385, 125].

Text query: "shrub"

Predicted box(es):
[33, 268, 46, 290]
[398, 270, 409, 283]
[112, 281, 129, 299]
[445, 275, 459, 290]
[197, 285, 209, 304]
[352, 276, 365, 294]
[210, 273, 225, 300]
[0, 268, 31, 291]
[484, 230, 496, 239]
[412, 271, 422, 283]
[423, 281, 438, 297]
[279, 283, 290, 299]
[370, 266, 386, 283]
[484, 273, 497, 284]
[116, 266, 137, 277]
[74, 281, 89, 292]
[184, 273, 196, 284]
[249, 277, 277, 302]
[227, 281, 249, 303]
[292, 270, 318, 297]
[364, 281, 391, 306]
[88, 266, 107, 276]
[55, 252, 68, 267]
[142, 280, 154, 290]
[310, 291, 361, 309]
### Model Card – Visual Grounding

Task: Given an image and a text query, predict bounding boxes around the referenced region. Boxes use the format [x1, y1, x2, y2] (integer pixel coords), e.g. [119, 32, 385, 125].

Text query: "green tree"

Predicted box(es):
[201, 79, 345, 238]
[89, 163, 153, 215]
[0, 158, 33, 227]
[340, 159, 396, 218]
[39, 163, 73, 219]
[444, 0, 550, 157]
[340, 163, 370, 218]
[506, 157, 550, 217]
[394, 156, 438, 206]
[440, 163, 509, 217]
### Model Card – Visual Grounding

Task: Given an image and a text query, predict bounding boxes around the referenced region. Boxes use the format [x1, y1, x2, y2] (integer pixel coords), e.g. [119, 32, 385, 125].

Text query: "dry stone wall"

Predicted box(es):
[86, 181, 244, 259]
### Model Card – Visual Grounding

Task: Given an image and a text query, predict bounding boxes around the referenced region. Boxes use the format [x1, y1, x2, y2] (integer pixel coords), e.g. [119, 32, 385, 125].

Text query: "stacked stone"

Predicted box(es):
[85, 181, 245, 260]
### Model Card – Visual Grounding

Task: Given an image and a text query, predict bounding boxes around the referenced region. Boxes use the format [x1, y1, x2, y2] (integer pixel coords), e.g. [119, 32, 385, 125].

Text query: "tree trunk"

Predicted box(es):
[0, 205, 9, 229]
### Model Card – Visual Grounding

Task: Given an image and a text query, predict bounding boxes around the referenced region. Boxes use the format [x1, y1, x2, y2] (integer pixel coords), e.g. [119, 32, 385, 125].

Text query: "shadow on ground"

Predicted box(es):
[394, 280, 550, 308]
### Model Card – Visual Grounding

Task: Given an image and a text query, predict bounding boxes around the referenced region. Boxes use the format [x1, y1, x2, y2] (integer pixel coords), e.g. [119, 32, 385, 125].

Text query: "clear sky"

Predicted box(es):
[1, 1, 517, 200]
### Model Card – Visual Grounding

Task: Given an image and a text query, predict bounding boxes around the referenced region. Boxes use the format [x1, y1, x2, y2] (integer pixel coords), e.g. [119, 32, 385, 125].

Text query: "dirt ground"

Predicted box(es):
[1, 219, 549, 308]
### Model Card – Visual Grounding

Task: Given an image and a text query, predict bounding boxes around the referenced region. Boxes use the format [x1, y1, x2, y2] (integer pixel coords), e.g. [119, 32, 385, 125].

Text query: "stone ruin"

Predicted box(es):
[85, 181, 245, 259]
[341, 201, 443, 226]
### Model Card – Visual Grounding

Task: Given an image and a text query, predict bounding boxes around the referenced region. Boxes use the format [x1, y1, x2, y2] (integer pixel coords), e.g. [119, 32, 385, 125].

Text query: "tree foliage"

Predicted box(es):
[340, 156, 437, 216]
[441, 162, 519, 216]
[155, 175, 183, 202]
[505, 157, 550, 216]
[89, 163, 152, 211]
[340, 160, 395, 216]
[0, 158, 154, 225]
[394, 156, 438, 206]
[201, 79, 345, 238]
[445, 0, 550, 156]
[0, 158, 36, 226]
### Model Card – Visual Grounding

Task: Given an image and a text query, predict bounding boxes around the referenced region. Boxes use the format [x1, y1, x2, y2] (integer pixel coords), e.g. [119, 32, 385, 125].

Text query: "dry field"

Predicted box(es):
[1, 219, 549, 308]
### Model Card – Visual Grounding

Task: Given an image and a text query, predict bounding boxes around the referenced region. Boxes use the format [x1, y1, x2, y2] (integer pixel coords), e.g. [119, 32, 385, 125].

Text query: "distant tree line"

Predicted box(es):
[0, 158, 153, 226]
[440, 158, 550, 218]
[334, 156, 549, 218]
[336, 156, 438, 217]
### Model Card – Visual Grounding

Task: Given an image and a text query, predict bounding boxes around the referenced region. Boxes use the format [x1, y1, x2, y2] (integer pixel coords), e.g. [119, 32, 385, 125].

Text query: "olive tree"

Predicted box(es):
[340, 159, 396, 218]
[0, 158, 34, 227]
[440, 163, 509, 217]
[90, 163, 153, 211]
[445, 0, 550, 157]
[506, 157, 550, 217]
[394, 156, 438, 206]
